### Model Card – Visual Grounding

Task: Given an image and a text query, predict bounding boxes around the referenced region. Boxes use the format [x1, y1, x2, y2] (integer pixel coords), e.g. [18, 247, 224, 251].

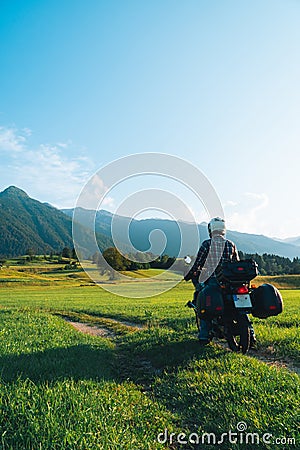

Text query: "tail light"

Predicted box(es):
[236, 285, 249, 294]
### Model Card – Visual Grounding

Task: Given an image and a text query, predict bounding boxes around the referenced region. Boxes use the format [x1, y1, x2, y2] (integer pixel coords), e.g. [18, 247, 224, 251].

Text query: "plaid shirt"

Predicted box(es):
[187, 235, 239, 282]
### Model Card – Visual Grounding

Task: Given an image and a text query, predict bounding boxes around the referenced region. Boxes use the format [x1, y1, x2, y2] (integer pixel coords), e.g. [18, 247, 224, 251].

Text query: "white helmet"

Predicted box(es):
[208, 217, 226, 236]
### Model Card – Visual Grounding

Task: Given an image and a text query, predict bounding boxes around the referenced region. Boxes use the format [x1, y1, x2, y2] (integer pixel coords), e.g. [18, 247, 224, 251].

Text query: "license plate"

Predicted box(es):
[233, 294, 252, 308]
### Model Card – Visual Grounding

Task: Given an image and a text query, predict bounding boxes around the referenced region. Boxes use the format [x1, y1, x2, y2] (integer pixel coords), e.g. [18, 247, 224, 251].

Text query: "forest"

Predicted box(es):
[91, 247, 300, 276]
[239, 251, 300, 275]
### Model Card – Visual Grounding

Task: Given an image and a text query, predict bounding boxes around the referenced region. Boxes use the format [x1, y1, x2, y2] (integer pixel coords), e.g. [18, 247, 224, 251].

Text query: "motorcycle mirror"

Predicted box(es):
[184, 256, 192, 264]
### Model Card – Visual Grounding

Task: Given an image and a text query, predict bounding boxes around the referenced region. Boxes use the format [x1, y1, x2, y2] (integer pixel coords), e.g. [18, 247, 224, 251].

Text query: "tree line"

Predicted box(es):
[94, 247, 300, 277]
[92, 247, 176, 273]
[24, 247, 78, 261]
[239, 252, 300, 275]
[0, 247, 79, 266]
[4, 245, 298, 277]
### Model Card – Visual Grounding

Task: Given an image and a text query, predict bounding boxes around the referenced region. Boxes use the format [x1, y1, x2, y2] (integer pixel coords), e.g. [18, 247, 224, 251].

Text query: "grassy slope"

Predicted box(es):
[255, 274, 300, 289]
[0, 267, 299, 449]
[0, 310, 172, 449]
[0, 278, 299, 360]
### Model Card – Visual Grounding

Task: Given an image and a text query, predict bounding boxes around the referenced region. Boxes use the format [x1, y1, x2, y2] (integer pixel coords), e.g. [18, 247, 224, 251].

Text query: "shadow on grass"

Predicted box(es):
[0, 344, 115, 383]
[71, 309, 146, 326]
[62, 309, 196, 331]
[116, 332, 226, 384]
[142, 338, 220, 369]
[0, 335, 222, 388]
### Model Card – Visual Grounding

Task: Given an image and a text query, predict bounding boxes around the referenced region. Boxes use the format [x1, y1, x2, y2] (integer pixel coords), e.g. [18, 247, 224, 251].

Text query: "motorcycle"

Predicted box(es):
[185, 259, 283, 354]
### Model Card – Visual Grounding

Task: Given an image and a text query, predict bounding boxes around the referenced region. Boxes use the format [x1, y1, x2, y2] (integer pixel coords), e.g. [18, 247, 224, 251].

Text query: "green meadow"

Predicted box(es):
[0, 265, 299, 449]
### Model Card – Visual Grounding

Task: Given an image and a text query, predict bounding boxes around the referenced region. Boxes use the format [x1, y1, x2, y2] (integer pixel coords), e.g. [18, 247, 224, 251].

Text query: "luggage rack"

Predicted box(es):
[215, 259, 259, 284]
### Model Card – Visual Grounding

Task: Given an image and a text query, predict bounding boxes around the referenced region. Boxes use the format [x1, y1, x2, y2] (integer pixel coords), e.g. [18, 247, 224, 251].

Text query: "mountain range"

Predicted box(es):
[275, 236, 300, 247]
[0, 186, 112, 258]
[0, 186, 299, 259]
[62, 207, 300, 259]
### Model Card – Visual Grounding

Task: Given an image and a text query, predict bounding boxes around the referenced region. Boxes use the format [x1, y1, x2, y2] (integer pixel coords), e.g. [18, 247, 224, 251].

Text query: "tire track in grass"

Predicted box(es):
[249, 346, 300, 376]
[62, 313, 300, 379]
[66, 319, 116, 338]
[59, 312, 145, 334]
[215, 339, 300, 376]
[60, 314, 160, 386]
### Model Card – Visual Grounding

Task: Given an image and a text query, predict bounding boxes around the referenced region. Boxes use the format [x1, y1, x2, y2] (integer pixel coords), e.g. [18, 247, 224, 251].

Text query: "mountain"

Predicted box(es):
[225, 230, 300, 258]
[62, 208, 300, 259]
[0, 186, 112, 257]
[63, 207, 203, 256]
[1, 185, 299, 259]
[281, 237, 300, 247]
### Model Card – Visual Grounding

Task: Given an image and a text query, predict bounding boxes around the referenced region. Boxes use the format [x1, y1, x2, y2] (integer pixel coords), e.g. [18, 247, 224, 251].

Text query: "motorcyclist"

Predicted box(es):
[184, 217, 256, 347]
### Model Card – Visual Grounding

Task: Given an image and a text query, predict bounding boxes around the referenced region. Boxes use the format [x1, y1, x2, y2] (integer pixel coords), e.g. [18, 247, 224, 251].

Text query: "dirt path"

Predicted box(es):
[248, 347, 300, 376]
[63, 316, 300, 377]
[62, 314, 145, 339]
[62, 315, 157, 384]
[67, 320, 116, 338]
[216, 339, 300, 376]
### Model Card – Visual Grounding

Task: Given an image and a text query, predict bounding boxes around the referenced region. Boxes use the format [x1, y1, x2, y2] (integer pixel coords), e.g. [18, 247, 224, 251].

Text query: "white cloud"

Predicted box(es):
[244, 192, 269, 213]
[0, 125, 100, 207]
[102, 196, 115, 208]
[22, 128, 32, 137]
[56, 142, 69, 149]
[224, 200, 238, 207]
[185, 205, 208, 224]
[225, 192, 270, 235]
[76, 173, 111, 209]
[0, 126, 27, 153]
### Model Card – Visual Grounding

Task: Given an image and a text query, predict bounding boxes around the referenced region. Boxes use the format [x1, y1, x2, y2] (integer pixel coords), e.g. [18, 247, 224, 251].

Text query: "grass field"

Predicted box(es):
[0, 265, 299, 449]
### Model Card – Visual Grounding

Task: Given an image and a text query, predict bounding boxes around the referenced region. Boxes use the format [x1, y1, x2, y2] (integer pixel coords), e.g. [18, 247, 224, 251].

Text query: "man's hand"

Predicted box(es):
[184, 271, 198, 281]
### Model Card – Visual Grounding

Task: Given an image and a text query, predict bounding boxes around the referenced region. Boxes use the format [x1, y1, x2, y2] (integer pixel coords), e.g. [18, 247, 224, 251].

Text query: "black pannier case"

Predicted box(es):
[216, 259, 258, 283]
[251, 284, 283, 318]
[197, 285, 224, 319]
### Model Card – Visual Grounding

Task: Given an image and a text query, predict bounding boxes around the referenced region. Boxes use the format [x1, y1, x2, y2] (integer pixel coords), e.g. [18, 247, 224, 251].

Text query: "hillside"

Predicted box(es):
[281, 236, 300, 247]
[225, 229, 300, 259]
[63, 207, 300, 259]
[1, 186, 299, 259]
[0, 187, 112, 257]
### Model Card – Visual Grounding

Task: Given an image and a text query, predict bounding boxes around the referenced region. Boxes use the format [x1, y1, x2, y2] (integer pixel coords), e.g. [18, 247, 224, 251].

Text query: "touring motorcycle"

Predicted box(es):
[186, 259, 283, 354]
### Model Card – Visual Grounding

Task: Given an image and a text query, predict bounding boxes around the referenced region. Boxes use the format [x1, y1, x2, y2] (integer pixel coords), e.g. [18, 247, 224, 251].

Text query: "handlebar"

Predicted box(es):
[185, 300, 197, 309]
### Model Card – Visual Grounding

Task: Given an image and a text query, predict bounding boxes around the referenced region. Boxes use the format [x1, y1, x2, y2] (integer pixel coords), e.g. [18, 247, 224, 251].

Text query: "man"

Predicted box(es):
[184, 217, 256, 346]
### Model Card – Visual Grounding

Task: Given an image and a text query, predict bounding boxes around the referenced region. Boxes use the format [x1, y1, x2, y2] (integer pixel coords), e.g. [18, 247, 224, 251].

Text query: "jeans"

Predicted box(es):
[198, 316, 212, 341]
[193, 277, 218, 341]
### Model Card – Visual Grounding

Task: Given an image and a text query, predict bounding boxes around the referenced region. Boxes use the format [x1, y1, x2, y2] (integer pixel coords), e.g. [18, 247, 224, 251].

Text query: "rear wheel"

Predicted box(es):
[226, 314, 250, 354]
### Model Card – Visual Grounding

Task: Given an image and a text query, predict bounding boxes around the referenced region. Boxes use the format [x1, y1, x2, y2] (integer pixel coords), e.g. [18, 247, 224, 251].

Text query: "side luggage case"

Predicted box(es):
[197, 285, 224, 319]
[251, 283, 283, 318]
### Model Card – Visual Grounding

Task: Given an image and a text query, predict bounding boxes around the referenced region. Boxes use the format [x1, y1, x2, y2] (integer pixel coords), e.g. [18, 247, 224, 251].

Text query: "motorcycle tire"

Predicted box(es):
[226, 314, 250, 354]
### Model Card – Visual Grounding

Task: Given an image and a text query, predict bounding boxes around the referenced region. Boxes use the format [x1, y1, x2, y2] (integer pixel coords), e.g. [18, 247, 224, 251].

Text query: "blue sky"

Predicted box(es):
[0, 0, 299, 238]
